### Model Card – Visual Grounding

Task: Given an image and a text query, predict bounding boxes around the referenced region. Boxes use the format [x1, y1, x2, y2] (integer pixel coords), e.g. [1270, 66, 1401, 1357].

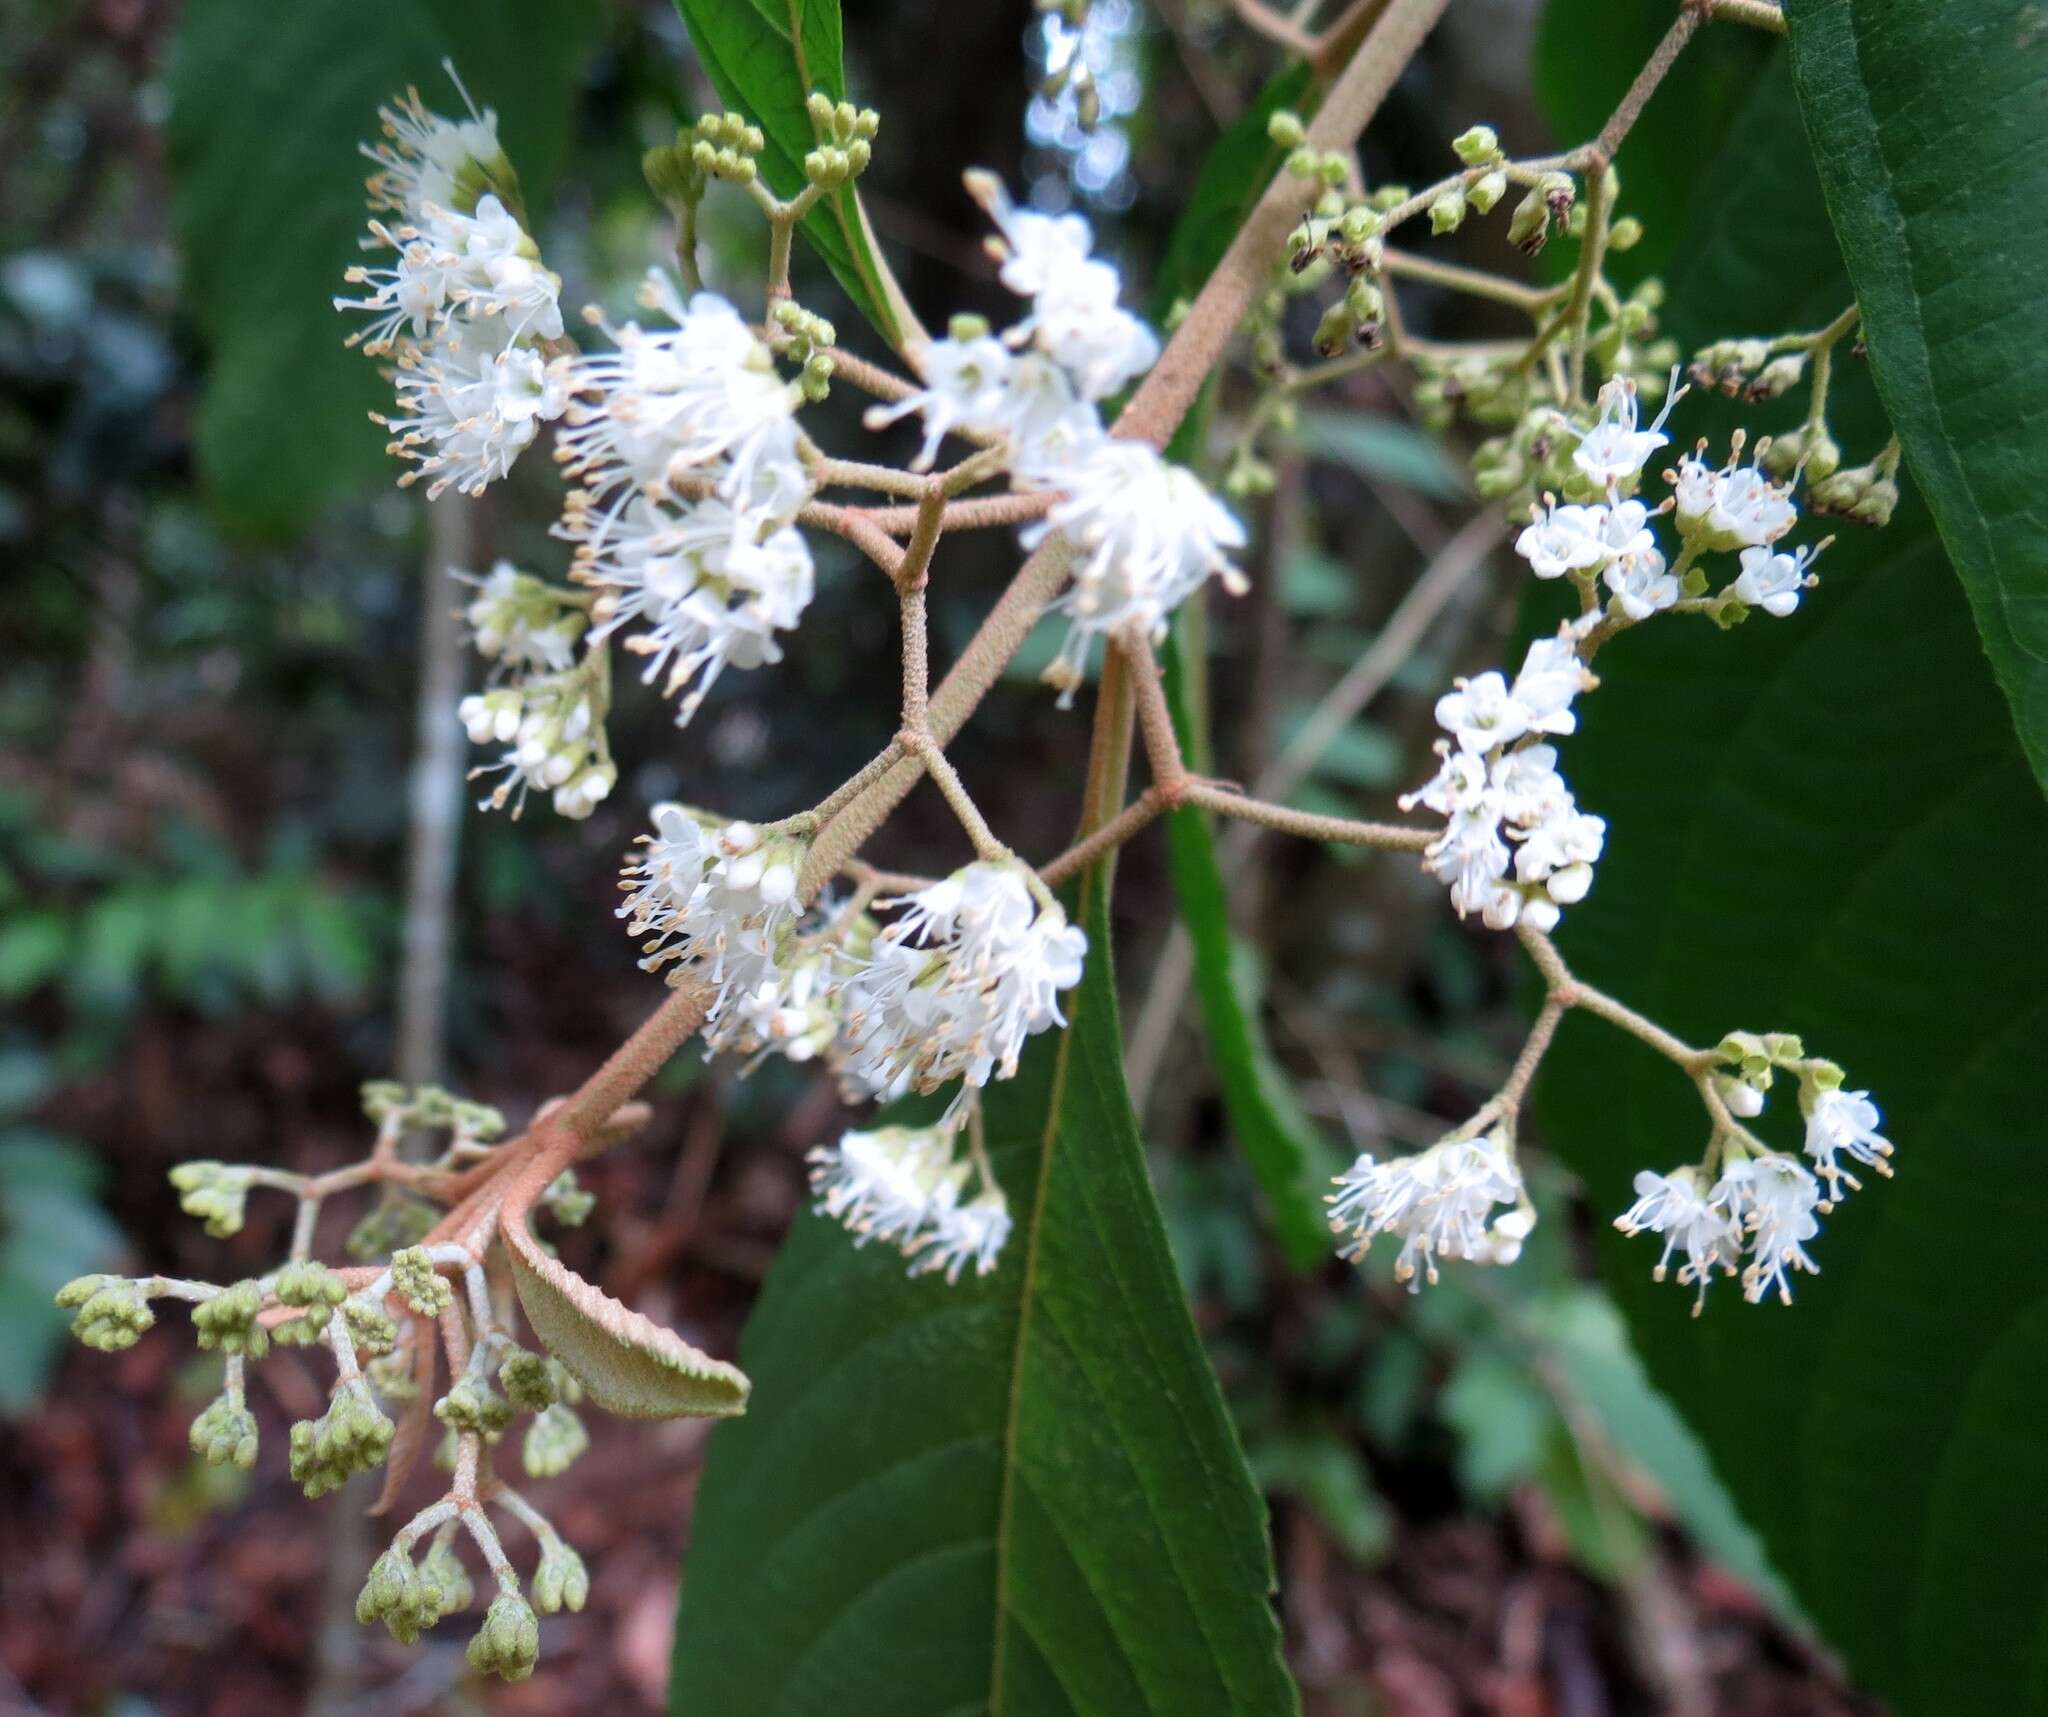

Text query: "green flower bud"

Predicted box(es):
[169, 1161, 254, 1239]
[1316, 151, 1348, 187]
[532, 1538, 590, 1614]
[541, 1169, 595, 1228]
[806, 91, 835, 129]
[192, 1279, 267, 1358]
[1222, 457, 1276, 500]
[360, 1080, 408, 1123]
[391, 1247, 452, 1317]
[191, 1393, 259, 1470]
[343, 1299, 399, 1357]
[523, 1404, 591, 1479]
[467, 1593, 540, 1682]
[1285, 145, 1319, 180]
[1369, 184, 1410, 212]
[1429, 188, 1467, 234]
[1312, 302, 1355, 358]
[1507, 188, 1551, 254]
[357, 1547, 442, 1645]
[852, 108, 880, 141]
[420, 1536, 474, 1619]
[1747, 353, 1807, 400]
[365, 1351, 418, 1402]
[846, 138, 872, 175]
[345, 1195, 436, 1263]
[56, 1275, 155, 1352]
[1467, 168, 1508, 214]
[435, 1375, 513, 1437]
[1607, 214, 1644, 251]
[1452, 124, 1499, 165]
[290, 1379, 394, 1498]
[499, 1352, 557, 1413]
[1267, 110, 1306, 149]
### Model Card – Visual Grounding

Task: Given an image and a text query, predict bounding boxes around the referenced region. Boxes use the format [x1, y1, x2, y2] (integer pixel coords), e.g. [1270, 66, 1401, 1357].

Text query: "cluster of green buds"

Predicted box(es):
[772, 299, 839, 402]
[802, 92, 879, 189]
[50, 1066, 624, 1679]
[645, 110, 768, 207]
[1807, 438, 1901, 527]
[1692, 336, 1811, 403]
[1711, 1029, 1810, 1122]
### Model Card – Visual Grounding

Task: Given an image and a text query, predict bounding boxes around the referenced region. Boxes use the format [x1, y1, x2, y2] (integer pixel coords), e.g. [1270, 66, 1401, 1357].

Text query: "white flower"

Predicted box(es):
[1489, 743, 1570, 824]
[709, 940, 842, 1068]
[464, 672, 610, 818]
[1434, 671, 1529, 753]
[1514, 502, 1609, 579]
[376, 320, 572, 499]
[1614, 1167, 1741, 1311]
[1020, 438, 1247, 704]
[808, 1124, 967, 1251]
[863, 333, 1014, 469]
[586, 494, 816, 724]
[1730, 544, 1811, 617]
[965, 170, 1158, 402]
[335, 221, 463, 354]
[908, 1187, 1013, 1282]
[460, 561, 584, 673]
[1674, 453, 1798, 549]
[361, 85, 507, 222]
[619, 813, 806, 1009]
[1720, 1156, 1822, 1306]
[559, 275, 800, 506]
[1328, 1132, 1528, 1288]
[1026, 259, 1160, 401]
[1513, 803, 1605, 903]
[968, 172, 1096, 297]
[837, 862, 1086, 1100]
[1509, 633, 1589, 738]
[1604, 545, 1678, 619]
[1572, 378, 1678, 489]
[1399, 744, 1491, 817]
[1803, 1087, 1892, 1200]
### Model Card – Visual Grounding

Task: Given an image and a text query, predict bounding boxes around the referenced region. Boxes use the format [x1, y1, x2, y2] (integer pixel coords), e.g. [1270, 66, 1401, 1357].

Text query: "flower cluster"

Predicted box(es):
[1328, 1130, 1535, 1288]
[336, 88, 568, 499]
[558, 276, 817, 725]
[1616, 1043, 1893, 1310]
[807, 1118, 1014, 1283]
[622, 825, 1087, 1277]
[52, 1080, 636, 1679]
[873, 173, 1247, 701]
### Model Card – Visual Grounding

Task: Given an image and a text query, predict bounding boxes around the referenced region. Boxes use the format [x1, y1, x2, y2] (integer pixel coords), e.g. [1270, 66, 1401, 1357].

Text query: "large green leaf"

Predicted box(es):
[669, 877, 1297, 1715]
[1532, 36, 2048, 1717]
[166, 0, 600, 535]
[671, 0, 919, 351]
[1783, 0, 2048, 790]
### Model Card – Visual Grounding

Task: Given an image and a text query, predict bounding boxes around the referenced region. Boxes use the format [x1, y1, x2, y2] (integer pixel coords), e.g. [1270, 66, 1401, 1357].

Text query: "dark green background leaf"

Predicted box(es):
[1147, 63, 1342, 1268]
[670, 878, 1297, 1715]
[1784, 0, 2048, 790]
[167, 0, 600, 535]
[1534, 26, 2048, 1715]
[671, 0, 917, 350]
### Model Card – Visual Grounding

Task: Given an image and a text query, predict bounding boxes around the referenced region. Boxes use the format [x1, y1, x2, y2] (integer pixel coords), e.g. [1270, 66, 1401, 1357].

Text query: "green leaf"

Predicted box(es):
[0, 915, 68, 1000]
[670, 879, 1298, 1714]
[501, 1197, 748, 1420]
[166, 0, 600, 534]
[1783, 0, 2048, 790]
[1290, 410, 1468, 501]
[1160, 772, 1339, 1268]
[1532, 34, 2048, 1717]
[671, 0, 919, 351]
[0, 1133, 121, 1410]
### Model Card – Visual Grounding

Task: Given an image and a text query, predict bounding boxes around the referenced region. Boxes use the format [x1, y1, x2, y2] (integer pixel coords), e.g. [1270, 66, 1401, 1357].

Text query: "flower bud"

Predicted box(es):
[435, 1375, 513, 1437]
[169, 1162, 253, 1238]
[1429, 188, 1467, 233]
[1266, 109, 1306, 149]
[290, 1379, 394, 1498]
[1452, 124, 1499, 165]
[523, 1403, 591, 1478]
[499, 1352, 557, 1412]
[468, 1593, 540, 1682]
[391, 1246, 452, 1317]
[192, 1278, 267, 1358]
[532, 1539, 590, 1614]
[1467, 168, 1508, 214]
[1607, 214, 1644, 251]
[191, 1393, 259, 1469]
[1507, 188, 1551, 254]
[419, 1537, 474, 1619]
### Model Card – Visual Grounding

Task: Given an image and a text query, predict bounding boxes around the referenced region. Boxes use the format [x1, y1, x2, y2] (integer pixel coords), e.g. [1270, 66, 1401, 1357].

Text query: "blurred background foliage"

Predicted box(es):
[0, 0, 1875, 1711]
